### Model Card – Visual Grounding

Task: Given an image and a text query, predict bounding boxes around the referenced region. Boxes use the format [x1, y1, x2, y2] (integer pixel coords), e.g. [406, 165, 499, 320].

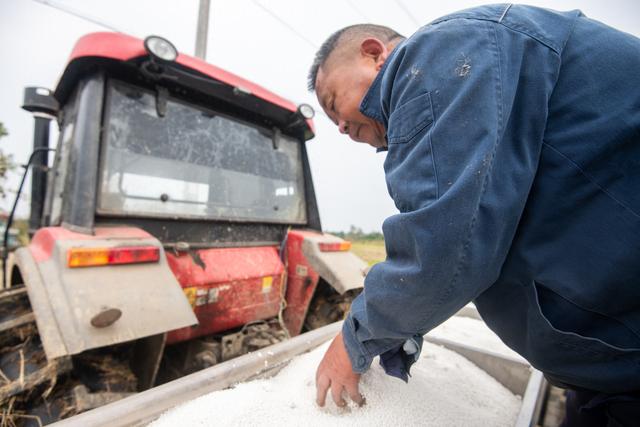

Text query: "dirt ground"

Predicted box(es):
[350, 240, 385, 266]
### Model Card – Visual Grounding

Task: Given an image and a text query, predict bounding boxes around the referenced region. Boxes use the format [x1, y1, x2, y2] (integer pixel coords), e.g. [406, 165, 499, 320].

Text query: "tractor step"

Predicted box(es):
[0, 287, 28, 300]
[0, 287, 31, 326]
[0, 312, 35, 335]
[0, 287, 33, 337]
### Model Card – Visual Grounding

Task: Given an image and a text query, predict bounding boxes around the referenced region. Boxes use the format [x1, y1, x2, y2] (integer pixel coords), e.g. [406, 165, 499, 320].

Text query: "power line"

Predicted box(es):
[244, 1, 332, 120]
[28, 0, 337, 127]
[32, 0, 329, 122]
[251, 0, 318, 49]
[31, 0, 125, 33]
[346, 0, 370, 22]
[393, 0, 420, 27]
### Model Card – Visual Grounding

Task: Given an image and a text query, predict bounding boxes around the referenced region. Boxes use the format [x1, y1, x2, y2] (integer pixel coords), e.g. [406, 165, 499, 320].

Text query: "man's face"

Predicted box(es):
[315, 45, 388, 148]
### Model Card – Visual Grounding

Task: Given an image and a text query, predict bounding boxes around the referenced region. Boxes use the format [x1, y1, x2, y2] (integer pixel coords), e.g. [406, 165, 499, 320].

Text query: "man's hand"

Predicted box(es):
[315, 332, 365, 407]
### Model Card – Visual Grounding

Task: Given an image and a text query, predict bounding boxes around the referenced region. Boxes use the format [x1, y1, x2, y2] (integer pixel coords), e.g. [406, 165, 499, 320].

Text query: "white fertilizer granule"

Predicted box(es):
[428, 315, 525, 361]
[151, 340, 522, 427]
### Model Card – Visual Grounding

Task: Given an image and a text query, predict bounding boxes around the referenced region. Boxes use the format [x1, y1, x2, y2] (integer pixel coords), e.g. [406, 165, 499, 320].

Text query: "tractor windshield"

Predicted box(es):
[98, 81, 307, 224]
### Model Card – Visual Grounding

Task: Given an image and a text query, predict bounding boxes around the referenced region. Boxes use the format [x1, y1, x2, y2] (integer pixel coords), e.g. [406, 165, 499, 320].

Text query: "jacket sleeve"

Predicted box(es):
[342, 18, 560, 379]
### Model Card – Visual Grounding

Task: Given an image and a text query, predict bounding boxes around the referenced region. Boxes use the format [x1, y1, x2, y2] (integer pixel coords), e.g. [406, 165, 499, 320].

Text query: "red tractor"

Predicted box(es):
[0, 33, 366, 424]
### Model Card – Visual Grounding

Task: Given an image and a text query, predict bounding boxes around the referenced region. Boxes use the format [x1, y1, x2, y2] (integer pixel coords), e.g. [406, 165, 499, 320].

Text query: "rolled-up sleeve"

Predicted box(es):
[343, 17, 559, 379]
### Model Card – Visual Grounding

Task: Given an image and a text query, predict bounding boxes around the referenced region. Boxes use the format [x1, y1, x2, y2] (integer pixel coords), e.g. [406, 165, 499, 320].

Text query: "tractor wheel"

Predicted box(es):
[0, 283, 137, 425]
[303, 279, 362, 332]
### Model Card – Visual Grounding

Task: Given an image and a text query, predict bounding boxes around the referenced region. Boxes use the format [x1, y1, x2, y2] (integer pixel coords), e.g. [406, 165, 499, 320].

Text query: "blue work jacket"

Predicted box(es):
[342, 4, 640, 393]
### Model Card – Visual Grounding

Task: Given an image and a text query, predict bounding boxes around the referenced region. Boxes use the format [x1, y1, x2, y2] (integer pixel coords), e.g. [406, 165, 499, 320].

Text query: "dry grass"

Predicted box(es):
[350, 240, 386, 266]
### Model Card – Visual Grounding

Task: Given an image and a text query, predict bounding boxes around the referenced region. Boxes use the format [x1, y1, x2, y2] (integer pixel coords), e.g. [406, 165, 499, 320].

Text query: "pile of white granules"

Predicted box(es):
[151, 337, 522, 426]
[428, 315, 525, 361]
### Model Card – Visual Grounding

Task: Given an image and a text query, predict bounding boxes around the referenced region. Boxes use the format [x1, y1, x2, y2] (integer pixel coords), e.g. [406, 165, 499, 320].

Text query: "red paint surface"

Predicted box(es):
[282, 230, 322, 336]
[166, 246, 285, 344]
[62, 32, 314, 133]
[166, 230, 328, 342]
[29, 225, 328, 342]
[29, 226, 152, 263]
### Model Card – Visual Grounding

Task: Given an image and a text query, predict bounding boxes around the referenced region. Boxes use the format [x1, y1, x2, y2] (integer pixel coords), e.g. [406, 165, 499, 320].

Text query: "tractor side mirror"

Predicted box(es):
[22, 87, 59, 117]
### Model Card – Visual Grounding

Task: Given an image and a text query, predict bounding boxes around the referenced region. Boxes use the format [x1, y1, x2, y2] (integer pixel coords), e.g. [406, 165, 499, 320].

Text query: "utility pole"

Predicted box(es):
[195, 0, 211, 59]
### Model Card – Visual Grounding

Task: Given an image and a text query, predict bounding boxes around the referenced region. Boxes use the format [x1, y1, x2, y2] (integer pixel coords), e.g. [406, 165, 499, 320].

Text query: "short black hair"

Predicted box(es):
[307, 24, 405, 92]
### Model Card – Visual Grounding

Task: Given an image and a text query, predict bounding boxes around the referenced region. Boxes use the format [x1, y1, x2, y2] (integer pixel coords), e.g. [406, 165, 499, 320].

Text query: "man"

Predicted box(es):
[308, 4, 640, 426]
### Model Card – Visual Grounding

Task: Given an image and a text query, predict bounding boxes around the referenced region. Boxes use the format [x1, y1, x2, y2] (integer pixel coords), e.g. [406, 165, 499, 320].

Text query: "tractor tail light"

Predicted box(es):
[68, 246, 160, 268]
[318, 241, 352, 252]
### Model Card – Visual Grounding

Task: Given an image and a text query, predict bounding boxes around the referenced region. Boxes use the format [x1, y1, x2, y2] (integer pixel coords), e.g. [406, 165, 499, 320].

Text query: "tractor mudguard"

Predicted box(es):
[16, 226, 197, 360]
[298, 232, 367, 294]
[282, 230, 366, 335]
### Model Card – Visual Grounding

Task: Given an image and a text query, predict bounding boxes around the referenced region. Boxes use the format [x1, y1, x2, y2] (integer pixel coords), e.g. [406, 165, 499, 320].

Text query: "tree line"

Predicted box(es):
[328, 225, 383, 241]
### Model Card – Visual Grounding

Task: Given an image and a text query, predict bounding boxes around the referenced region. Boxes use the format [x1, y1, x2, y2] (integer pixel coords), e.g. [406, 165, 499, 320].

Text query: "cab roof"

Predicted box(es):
[54, 32, 314, 137]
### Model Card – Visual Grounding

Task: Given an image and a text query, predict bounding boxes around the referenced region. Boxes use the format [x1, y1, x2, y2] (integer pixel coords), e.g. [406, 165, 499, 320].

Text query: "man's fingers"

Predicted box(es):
[315, 333, 363, 409]
[330, 383, 346, 407]
[316, 375, 330, 407]
[344, 381, 365, 407]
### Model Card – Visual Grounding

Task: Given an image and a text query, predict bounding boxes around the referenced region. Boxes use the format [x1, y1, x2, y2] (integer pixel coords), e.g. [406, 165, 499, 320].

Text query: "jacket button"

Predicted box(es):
[358, 356, 366, 367]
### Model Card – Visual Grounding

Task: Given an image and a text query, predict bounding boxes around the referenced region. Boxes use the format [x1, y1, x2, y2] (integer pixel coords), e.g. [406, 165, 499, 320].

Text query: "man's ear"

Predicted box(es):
[360, 38, 388, 69]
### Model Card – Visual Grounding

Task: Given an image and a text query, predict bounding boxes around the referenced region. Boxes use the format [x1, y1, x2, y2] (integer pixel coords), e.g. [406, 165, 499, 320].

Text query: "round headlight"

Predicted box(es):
[297, 103, 315, 119]
[144, 36, 178, 62]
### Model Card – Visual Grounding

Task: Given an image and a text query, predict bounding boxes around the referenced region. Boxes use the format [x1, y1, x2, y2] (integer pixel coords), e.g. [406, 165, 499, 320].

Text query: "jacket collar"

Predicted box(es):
[359, 66, 387, 124]
[358, 44, 403, 152]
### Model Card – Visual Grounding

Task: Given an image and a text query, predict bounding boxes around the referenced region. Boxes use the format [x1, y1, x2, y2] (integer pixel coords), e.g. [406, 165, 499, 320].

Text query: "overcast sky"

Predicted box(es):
[1, 0, 638, 232]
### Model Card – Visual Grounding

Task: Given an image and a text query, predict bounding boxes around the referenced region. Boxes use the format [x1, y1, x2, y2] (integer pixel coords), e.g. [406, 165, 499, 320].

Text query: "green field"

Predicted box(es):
[350, 239, 386, 266]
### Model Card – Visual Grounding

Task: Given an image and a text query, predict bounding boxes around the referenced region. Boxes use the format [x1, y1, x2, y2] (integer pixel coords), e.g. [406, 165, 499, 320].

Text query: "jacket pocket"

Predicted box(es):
[533, 281, 640, 353]
[387, 92, 434, 144]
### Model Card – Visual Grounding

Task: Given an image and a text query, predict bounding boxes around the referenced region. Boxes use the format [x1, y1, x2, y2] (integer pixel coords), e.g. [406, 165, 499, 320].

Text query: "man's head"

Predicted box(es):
[308, 24, 404, 148]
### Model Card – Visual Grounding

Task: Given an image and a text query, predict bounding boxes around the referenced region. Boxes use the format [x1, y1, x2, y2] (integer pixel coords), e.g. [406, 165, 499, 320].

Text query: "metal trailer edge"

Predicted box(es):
[51, 320, 547, 427]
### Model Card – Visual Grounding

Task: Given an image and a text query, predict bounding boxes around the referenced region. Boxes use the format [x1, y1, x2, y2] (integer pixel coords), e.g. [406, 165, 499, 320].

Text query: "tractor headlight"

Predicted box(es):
[144, 35, 178, 62]
[297, 103, 315, 119]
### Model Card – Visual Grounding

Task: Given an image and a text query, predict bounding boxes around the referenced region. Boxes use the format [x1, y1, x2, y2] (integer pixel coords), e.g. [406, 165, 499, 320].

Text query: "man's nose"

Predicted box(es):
[338, 120, 349, 134]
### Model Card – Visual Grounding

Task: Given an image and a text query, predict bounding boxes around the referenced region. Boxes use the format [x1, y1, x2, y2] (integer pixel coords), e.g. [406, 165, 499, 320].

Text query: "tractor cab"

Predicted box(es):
[37, 33, 318, 240]
[1, 32, 366, 422]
